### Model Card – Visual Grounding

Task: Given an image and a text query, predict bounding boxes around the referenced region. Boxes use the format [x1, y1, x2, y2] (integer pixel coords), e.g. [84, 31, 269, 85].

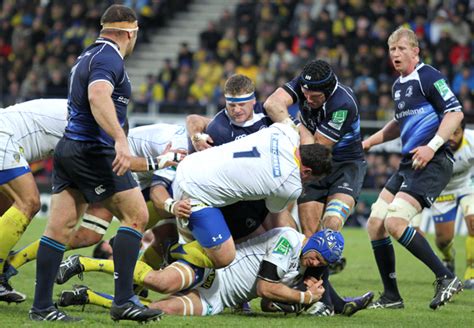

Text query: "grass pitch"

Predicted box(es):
[1, 218, 472, 327]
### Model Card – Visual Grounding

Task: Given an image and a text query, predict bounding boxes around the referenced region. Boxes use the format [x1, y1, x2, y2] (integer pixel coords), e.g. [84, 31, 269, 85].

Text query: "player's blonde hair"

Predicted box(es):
[224, 74, 255, 96]
[388, 26, 419, 49]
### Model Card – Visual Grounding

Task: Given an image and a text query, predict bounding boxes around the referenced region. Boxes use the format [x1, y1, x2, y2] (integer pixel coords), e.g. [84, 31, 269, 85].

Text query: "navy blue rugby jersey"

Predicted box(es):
[283, 77, 363, 161]
[207, 102, 279, 145]
[64, 38, 131, 145]
[392, 63, 462, 156]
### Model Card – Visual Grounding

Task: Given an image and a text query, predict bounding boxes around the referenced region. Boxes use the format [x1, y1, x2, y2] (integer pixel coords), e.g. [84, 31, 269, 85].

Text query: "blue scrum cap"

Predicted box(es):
[302, 229, 344, 264]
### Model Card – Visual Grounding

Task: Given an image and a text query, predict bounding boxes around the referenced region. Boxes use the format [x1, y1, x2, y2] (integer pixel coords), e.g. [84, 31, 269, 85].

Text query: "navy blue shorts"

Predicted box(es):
[298, 159, 367, 204]
[384, 150, 453, 208]
[52, 137, 137, 203]
[221, 200, 269, 240]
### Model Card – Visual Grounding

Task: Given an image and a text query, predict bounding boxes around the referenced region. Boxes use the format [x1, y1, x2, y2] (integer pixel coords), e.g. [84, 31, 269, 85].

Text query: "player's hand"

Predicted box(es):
[306, 278, 324, 302]
[362, 139, 372, 151]
[157, 143, 187, 169]
[410, 145, 435, 170]
[113, 137, 131, 176]
[192, 133, 213, 151]
[174, 199, 192, 218]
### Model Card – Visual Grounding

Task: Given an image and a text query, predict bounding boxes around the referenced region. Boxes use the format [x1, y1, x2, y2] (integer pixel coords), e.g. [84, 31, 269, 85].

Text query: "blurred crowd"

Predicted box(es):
[0, 0, 472, 121]
[133, 0, 473, 121]
[0, 0, 189, 107]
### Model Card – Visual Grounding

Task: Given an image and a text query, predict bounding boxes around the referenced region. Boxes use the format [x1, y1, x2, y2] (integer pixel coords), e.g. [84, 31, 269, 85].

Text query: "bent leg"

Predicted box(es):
[0, 173, 40, 272]
[149, 290, 203, 316]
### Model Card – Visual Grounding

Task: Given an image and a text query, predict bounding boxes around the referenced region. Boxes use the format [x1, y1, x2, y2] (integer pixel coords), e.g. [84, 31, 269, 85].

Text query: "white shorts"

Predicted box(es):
[430, 188, 473, 223]
[0, 132, 29, 171]
[196, 270, 225, 316]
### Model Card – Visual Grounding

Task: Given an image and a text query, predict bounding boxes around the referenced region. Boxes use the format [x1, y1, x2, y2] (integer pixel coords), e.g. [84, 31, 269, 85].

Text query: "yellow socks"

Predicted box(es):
[133, 261, 154, 285]
[86, 289, 151, 308]
[140, 246, 163, 270]
[170, 241, 214, 268]
[87, 289, 113, 308]
[465, 235, 474, 280]
[80, 256, 115, 273]
[0, 207, 29, 272]
[8, 239, 40, 269]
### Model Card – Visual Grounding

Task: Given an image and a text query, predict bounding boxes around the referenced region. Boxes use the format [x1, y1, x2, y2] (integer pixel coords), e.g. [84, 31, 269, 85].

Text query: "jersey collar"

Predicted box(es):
[95, 37, 123, 59]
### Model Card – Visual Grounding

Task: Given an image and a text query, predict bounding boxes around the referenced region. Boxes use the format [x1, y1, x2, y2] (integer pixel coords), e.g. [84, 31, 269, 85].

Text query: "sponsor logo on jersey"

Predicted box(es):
[117, 96, 129, 105]
[273, 236, 292, 255]
[395, 107, 425, 119]
[328, 110, 347, 130]
[201, 270, 216, 289]
[271, 134, 281, 177]
[434, 79, 455, 101]
[435, 194, 455, 203]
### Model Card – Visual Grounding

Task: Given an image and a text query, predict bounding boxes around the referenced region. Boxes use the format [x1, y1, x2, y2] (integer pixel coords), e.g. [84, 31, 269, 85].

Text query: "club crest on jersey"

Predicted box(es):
[394, 90, 401, 101]
[405, 86, 413, 97]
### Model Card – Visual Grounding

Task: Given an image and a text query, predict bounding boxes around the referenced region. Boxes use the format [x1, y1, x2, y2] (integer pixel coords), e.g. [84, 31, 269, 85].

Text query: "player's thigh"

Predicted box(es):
[431, 197, 457, 243]
[298, 200, 325, 235]
[0, 171, 40, 217]
[102, 187, 148, 229]
[45, 188, 88, 243]
[149, 290, 203, 316]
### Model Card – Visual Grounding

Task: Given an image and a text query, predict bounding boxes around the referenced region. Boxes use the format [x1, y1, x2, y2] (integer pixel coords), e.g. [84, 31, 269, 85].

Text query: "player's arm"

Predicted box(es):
[149, 183, 191, 219]
[88, 81, 129, 175]
[256, 261, 323, 304]
[411, 111, 464, 170]
[128, 145, 186, 172]
[362, 119, 400, 151]
[186, 114, 213, 151]
[299, 122, 315, 145]
[264, 87, 296, 126]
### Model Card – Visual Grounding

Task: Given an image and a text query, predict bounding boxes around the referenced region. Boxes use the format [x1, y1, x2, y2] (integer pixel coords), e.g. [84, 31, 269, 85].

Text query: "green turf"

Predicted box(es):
[1, 218, 473, 327]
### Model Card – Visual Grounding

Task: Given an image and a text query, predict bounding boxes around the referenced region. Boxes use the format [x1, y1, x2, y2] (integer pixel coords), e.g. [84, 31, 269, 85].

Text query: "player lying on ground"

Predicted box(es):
[57, 227, 371, 316]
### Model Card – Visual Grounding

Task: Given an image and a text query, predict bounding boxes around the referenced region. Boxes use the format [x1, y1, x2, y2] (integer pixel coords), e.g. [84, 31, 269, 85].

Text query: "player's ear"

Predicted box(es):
[301, 167, 312, 180]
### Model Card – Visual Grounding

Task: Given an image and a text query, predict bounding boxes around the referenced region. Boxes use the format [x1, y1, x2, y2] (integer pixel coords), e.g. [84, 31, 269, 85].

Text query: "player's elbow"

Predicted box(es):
[445, 111, 464, 125]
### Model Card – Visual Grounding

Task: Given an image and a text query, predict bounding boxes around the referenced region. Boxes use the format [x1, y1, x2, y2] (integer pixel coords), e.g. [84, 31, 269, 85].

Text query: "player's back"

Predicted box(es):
[0, 99, 68, 162]
[176, 123, 302, 211]
[128, 123, 188, 190]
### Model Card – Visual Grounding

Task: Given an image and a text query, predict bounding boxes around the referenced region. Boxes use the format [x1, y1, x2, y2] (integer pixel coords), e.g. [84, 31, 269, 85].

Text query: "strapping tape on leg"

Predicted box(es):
[80, 214, 110, 235]
[322, 199, 351, 225]
[370, 198, 389, 220]
[387, 198, 419, 222]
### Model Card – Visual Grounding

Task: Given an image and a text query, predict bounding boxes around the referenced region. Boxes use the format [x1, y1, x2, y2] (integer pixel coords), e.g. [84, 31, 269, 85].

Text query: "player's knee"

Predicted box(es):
[367, 216, 385, 239]
[435, 238, 452, 250]
[19, 194, 40, 218]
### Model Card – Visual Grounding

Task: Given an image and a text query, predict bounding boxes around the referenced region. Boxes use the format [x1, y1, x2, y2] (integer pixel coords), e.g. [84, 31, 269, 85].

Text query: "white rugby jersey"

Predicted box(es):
[0, 99, 68, 162]
[128, 124, 188, 190]
[175, 123, 302, 212]
[217, 227, 305, 308]
[443, 129, 474, 194]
